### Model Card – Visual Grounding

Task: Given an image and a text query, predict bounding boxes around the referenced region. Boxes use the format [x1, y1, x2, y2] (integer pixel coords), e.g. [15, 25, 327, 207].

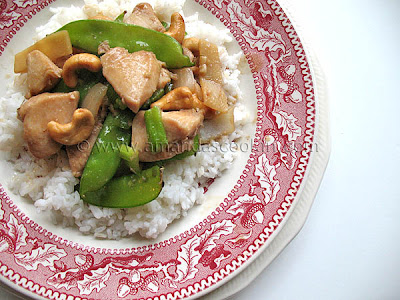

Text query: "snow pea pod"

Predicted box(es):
[119, 145, 140, 174]
[81, 166, 162, 208]
[57, 20, 193, 68]
[79, 113, 131, 196]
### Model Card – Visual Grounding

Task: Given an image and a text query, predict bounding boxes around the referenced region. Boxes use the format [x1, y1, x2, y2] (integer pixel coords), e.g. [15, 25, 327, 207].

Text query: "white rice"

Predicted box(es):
[0, 0, 248, 239]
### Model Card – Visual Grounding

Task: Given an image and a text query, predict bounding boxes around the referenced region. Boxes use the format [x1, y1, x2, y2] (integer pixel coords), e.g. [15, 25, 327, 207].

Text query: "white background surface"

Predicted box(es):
[1, 0, 400, 299]
[229, 0, 400, 299]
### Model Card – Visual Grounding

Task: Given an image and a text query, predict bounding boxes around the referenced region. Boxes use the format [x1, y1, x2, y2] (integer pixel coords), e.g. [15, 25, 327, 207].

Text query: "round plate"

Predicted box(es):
[0, 0, 320, 299]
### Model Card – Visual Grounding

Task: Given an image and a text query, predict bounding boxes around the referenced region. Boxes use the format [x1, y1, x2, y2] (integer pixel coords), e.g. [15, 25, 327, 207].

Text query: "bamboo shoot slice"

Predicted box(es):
[200, 78, 228, 112]
[14, 31, 73, 73]
[199, 39, 223, 84]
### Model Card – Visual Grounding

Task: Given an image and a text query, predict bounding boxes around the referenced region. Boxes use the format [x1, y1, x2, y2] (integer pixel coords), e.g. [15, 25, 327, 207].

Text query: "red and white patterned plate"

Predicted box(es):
[0, 0, 324, 298]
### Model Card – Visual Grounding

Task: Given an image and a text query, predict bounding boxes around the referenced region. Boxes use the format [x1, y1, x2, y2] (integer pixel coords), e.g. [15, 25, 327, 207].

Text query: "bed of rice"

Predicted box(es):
[0, 0, 249, 239]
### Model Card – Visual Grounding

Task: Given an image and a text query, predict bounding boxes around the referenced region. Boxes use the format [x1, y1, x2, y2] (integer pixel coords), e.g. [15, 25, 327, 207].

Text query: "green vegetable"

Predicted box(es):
[119, 145, 140, 174]
[79, 113, 131, 196]
[52, 79, 75, 93]
[144, 106, 168, 153]
[114, 97, 127, 110]
[144, 135, 200, 169]
[161, 21, 169, 30]
[150, 135, 200, 167]
[164, 82, 173, 94]
[169, 135, 200, 161]
[112, 109, 135, 130]
[52, 79, 98, 106]
[115, 11, 126, 22]
[106, 84, 127, 110]
[140, 88, 164, 110]
[81, 166, 163, 208]
[106, 84, 119, 102]
[57, 20, 194, 68]
[114, 159, 132, 178]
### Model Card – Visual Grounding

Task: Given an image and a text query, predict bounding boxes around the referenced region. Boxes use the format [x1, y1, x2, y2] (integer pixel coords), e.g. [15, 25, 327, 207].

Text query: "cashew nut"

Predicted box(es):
[182, 37, 200, 55]
[62, 54, 102, 88]
[165, 12, 185, 44]
[47, 108, 95, 145]
[182, 47, 195, 63]
[151, 87, 206, 111]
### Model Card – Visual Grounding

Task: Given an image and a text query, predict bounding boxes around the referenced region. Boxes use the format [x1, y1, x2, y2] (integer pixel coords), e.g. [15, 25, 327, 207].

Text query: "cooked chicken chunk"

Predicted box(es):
[162, 110, 204, 142]
[101, 48, 161, 113]
[131, 110, 204, 162]
[26, 50, 62, 97]
[124, 3, 165, 32]
[140, 138, 195, 162]
[66, 105, 107, 177]
[17, 92, 79, 159]
[157, 68, 176, 89]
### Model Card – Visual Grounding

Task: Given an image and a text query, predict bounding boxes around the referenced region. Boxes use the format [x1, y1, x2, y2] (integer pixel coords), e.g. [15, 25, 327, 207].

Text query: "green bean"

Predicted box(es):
[140, 88, 164, 110]
[164, 82, 173, 94]
[144, 106, 168, 153]
[161, 21, 169, 30]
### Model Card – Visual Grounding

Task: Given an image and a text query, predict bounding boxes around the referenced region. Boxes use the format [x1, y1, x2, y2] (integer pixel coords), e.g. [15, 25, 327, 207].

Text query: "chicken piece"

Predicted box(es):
[101, 48, 161, 113]
[157, 68, 176, 89]
[66, 105, 107, 177]
[163, 110, 204, 142]
[140, 138, 195, 162]
[26, 50, 62, 97]
[17, 92, 79, 159]
[124, 3, 165, 32]
[131, 110, 204, 162]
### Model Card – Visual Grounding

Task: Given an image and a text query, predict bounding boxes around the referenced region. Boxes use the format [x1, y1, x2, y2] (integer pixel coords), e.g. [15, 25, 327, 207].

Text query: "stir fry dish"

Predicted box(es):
[14, 3, 235, 209]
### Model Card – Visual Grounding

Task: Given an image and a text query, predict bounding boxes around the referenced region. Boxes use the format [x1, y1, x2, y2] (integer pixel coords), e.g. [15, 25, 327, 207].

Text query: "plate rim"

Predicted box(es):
[201, 0, 331, 295]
